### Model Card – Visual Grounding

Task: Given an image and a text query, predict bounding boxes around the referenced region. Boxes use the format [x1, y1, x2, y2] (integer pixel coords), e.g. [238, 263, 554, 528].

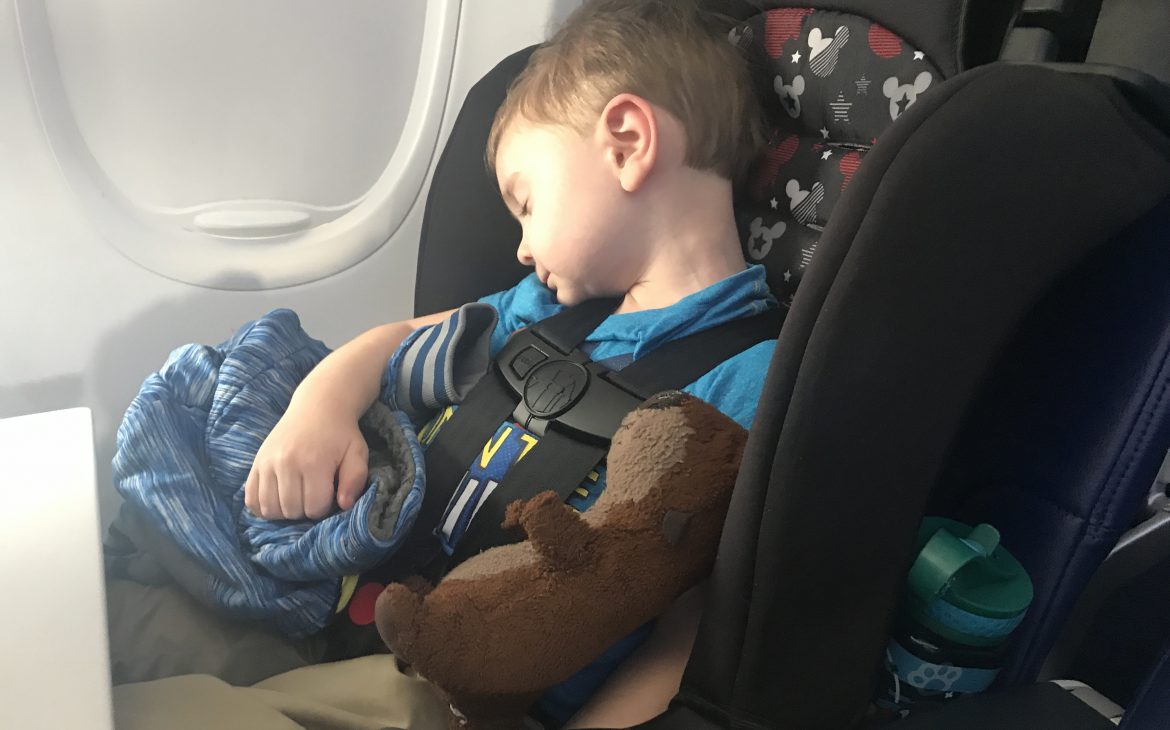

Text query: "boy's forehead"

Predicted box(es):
[496, 120, 533, 161]
[494, 120, 541, 184]
[495, 120, 578, 172]
[493, 123, 521, 178]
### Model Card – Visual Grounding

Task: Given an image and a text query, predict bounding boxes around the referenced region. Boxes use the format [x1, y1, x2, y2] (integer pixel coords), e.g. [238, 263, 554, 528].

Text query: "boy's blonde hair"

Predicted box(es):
[486, 0, 765, 181]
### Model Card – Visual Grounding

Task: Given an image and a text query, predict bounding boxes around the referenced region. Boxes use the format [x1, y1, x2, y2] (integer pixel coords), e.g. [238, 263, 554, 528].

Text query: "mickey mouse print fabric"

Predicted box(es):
[728, 8, 942, 306]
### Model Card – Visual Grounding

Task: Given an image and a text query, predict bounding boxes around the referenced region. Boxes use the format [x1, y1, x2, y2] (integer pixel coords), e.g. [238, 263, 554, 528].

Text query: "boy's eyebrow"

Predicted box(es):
[501, 172, 519, 201]
[500, 172, 520, 217]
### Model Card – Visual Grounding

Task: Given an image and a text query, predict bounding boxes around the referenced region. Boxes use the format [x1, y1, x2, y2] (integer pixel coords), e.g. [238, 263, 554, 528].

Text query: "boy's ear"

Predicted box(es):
[599, 94, 658, 192]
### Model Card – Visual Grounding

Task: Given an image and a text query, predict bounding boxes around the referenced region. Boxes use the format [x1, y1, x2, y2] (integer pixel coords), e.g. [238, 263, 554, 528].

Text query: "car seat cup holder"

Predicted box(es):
[878, 518, 1035, 716]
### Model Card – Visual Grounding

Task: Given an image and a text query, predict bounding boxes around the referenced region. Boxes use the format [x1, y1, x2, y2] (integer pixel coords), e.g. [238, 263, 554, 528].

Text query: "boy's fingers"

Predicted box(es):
[244, 468, 260, 515]
[258, 469, 283, 520]
[336, 443, 369, 511]
[275, 464, 304, 521]
[303, 464, 335, 520]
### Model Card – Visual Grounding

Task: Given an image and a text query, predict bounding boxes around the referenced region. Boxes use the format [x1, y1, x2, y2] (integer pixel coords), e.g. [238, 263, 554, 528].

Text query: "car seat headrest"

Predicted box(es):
[718, 0, 973, 78]
[726, 4, 959, 304]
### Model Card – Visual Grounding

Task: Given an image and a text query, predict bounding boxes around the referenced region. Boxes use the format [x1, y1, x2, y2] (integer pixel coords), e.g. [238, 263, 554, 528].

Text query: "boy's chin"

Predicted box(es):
[550, 284, 575, 306]
[555, 283, 626, 307]
[553, 288, 594, 307]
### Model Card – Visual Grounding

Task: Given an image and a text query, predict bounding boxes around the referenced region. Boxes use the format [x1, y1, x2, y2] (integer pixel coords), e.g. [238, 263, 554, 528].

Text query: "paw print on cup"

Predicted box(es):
[906, 663, 963, 692]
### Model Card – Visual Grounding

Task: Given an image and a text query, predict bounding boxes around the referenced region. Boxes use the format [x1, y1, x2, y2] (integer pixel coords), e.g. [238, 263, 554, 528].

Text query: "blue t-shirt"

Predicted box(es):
[464, 264, 778, 724]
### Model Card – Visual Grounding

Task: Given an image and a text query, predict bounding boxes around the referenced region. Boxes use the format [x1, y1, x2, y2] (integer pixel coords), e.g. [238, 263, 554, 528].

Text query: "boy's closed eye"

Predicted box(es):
[500, 172, 528, 220]
[511, 191, 530, 220]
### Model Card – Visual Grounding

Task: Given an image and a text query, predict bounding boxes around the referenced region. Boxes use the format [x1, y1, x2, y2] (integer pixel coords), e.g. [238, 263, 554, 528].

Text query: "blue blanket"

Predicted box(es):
[112, 309, 437, 637]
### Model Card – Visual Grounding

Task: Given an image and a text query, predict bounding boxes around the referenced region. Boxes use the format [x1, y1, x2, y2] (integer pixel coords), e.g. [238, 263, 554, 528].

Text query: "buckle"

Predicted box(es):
[496, 328, 643, 443]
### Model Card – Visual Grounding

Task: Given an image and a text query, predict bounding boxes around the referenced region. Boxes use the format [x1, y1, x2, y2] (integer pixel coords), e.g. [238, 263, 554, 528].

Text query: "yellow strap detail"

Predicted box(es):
[335, 574, 359, 613]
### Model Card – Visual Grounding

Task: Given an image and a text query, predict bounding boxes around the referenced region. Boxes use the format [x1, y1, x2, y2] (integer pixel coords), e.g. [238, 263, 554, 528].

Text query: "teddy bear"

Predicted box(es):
[374, 390, 749, 729]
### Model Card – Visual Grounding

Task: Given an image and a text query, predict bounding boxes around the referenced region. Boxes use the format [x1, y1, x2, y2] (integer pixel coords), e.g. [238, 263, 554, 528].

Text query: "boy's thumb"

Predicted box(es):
[336, 444, 369, 511]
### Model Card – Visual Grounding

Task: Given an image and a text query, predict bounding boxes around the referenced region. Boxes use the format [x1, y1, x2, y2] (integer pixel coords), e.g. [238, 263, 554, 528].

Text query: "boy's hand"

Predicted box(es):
[244, 396, 369, 521]
[240, 310, 455, 521]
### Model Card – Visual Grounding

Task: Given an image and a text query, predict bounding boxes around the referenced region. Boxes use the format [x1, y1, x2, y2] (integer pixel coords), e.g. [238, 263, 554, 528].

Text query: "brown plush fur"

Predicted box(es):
[374, 391, 748, 729]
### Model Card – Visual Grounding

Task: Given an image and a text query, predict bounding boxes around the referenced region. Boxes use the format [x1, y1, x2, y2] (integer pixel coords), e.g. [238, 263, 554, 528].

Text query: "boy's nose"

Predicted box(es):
[516, 240, 534, 266]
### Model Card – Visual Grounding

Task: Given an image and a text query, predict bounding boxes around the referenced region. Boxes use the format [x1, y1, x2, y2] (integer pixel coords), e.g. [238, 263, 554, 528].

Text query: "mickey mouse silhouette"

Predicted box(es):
[773, 73, 805, 119]
[727, 25, 751, 49]
[882, 71, 933, 120]
[785, 178, 826, 226]
[808, 25, 850, 78]
[747, 217, 786, 260]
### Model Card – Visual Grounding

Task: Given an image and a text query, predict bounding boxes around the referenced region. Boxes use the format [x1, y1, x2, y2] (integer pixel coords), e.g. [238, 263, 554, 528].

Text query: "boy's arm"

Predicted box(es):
[381, 303, 500, 422]
[298, 309, 458, 419]
[244, 308, 456, 521]
[564, 583, 706, 729]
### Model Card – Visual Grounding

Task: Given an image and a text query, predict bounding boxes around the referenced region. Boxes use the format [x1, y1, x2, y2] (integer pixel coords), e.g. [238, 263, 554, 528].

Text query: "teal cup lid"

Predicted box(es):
[906, 517, 1034, 622]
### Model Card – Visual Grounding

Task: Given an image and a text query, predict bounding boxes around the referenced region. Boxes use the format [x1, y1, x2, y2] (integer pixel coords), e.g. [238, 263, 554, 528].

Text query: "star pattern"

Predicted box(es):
[829, 92, 853, 122]
[732, 11, 940, 292]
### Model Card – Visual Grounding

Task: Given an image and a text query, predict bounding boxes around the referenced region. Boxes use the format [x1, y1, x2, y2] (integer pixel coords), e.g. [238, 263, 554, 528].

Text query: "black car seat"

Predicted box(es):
[898, 0, 1170, 724]
[413, 0, 1170, 728]
[1119, 639, 1170, 728]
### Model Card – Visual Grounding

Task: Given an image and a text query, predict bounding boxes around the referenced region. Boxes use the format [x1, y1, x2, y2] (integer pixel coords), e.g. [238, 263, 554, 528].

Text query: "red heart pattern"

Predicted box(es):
[764, 8, 813, 57]
[868, 24, 903, 58]
[729, 7, 941, 300]
[750, 134, 801, 199]
[839, 151, 862, 190]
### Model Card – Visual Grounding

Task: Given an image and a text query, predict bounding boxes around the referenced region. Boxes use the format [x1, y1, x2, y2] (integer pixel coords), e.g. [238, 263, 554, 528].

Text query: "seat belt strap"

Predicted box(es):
[613, 308, 784, 396]
[409, 300, 620, 577]
[449, 430, 607, 565]
[534, 297, 622, 354]
[443, 307, 784, 572]
[410, 372, 518, 564]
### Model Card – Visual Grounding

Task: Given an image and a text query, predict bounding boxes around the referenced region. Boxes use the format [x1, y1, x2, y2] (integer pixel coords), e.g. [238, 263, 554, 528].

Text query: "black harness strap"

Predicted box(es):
[409, 377, 517, 562]
[410, 300, 618, 578]
[614, 308, 785, 395]
[450, 430, 608, 564]
[449, 307, 784, 567]
[537, 296, 623, 352]
[415, 296, 784, 578]
[416, 298, 619, 520]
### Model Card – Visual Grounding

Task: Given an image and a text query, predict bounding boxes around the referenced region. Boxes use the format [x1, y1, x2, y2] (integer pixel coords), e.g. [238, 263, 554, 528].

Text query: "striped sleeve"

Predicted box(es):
[379, 303, 498, 423]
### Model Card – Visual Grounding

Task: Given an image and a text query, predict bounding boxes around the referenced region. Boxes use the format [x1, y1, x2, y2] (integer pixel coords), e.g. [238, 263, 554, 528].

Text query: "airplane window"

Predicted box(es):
[16, 0, 457, 289]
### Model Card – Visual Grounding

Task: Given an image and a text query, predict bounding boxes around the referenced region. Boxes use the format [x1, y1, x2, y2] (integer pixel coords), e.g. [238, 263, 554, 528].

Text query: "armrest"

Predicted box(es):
[888, 682, 1118, 730]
